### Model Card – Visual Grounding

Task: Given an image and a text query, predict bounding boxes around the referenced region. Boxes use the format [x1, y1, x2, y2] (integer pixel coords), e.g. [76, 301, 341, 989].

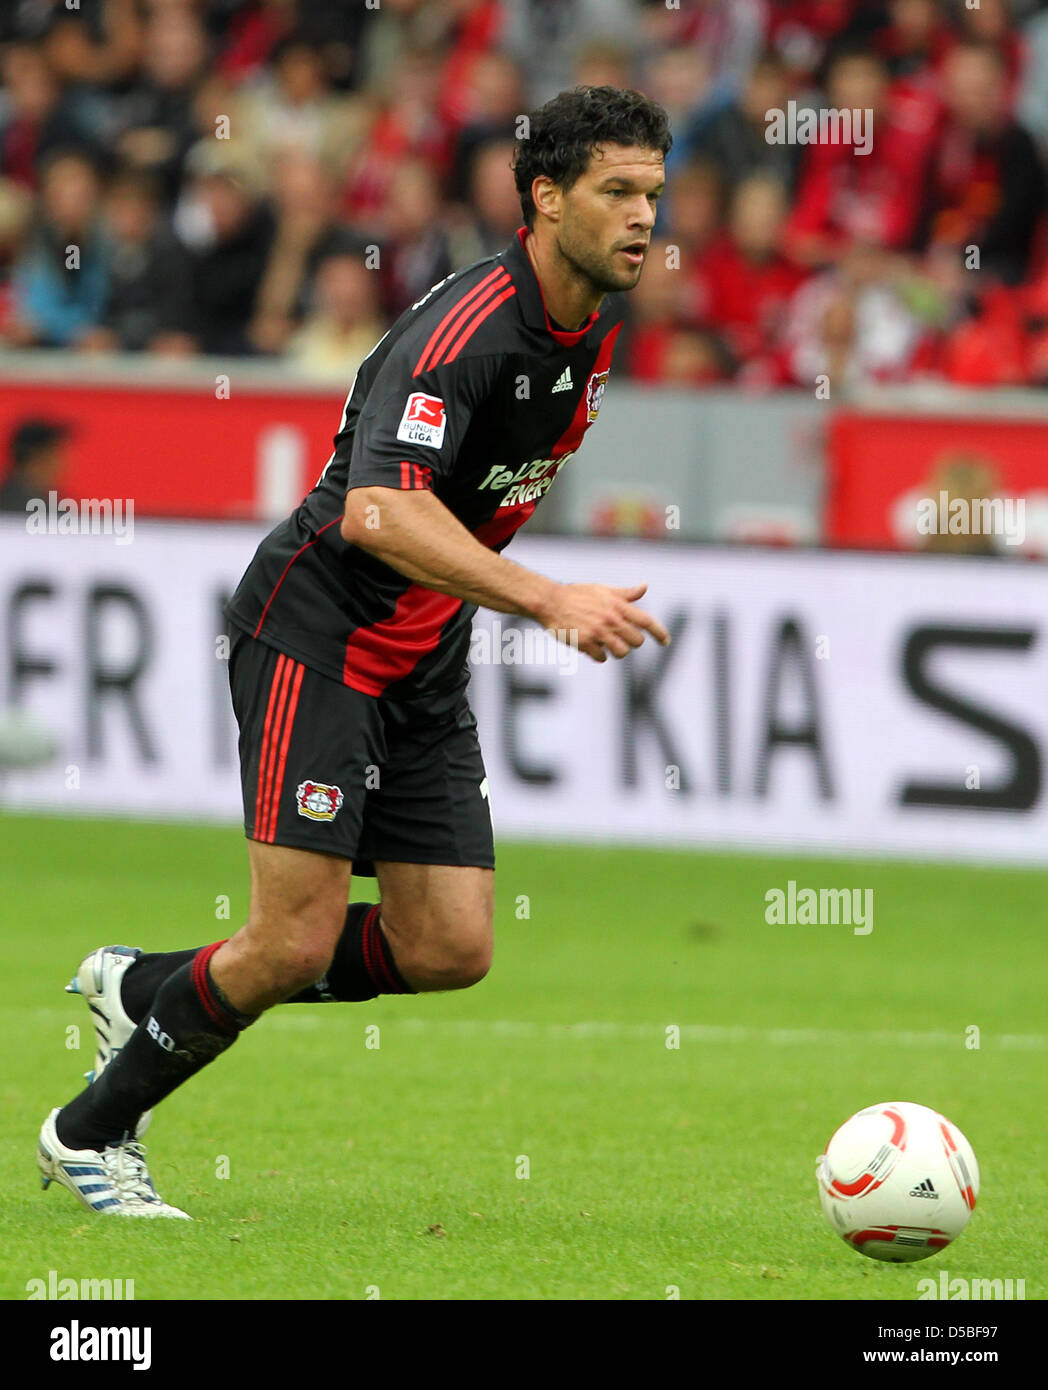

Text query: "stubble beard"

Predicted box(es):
[556, 224, 643, 296]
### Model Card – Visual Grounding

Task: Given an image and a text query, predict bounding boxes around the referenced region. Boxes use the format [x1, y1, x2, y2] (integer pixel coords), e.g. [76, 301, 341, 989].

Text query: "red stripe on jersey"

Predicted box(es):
[473, 498, 537, 549]
[413, 267, 510, 376]
[420, 272, 513, 373]
[258, 656, 295, 841]
[263, 660, 304, 842]
[342, 586, 463, 696]
[396, 461, 433, 490]
[442, 286, 518, 364]
[253, 654, 287, 837]
[253, 517, 342, 639]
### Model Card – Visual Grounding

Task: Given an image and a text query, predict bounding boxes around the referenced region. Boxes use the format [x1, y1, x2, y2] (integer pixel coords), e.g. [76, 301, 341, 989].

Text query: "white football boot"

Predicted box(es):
[37, 1109, 190, 1218]
[66, 945, 152, 1138]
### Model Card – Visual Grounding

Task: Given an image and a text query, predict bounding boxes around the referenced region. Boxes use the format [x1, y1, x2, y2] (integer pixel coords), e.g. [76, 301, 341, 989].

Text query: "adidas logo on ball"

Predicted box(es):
[909, 1179, 939, 1199]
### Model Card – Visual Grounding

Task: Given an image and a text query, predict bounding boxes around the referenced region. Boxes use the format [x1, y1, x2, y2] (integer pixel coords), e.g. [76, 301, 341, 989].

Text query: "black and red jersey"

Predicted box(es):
[226, 228, 624, 708]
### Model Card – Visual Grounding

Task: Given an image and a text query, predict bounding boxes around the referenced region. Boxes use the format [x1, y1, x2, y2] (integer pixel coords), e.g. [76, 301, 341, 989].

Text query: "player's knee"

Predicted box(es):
[273, 941, 334, 993]
[238, 925, 335, 996]
[408, 932, 491, 990]
[442, 939, 492, 989]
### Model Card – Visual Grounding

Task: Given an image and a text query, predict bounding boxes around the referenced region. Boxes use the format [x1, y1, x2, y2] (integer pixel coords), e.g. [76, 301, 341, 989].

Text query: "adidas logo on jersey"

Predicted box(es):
[909, 1179, 939, 1199]
[551, 367, 573, 393]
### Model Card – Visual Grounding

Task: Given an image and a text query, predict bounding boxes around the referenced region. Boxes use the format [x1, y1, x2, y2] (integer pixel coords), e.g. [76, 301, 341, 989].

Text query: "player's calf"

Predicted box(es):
[377, 862, 494, 993]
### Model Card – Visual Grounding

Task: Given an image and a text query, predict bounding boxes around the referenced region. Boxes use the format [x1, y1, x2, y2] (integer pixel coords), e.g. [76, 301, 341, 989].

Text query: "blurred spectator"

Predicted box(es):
[114, 4, 210, 202]
[498, 0, 637, 107]
[0, 0, 1046, 390]
[287, 250, 385, 383]
[342, 48, 451, 224]
[378, 157, 454, 317]
[1018, 2, 1048, 153]
[249, 152, 359, 354]
[448, 138, 522, 263]
[446, 49, 524, 203]
[573, 39, 634, 93]
[233, 31, 372, 179]
[42, 6, 142, 96]
[763, 0, 857, 83]
[785, 45, 940, 266]
[784, 242, 929, 390]
[956, 0, 1025, 91]
[668, 159, 728, 321]
[640, 0, 768, 106]
[919, 41, 1044, 285]
[692, 50, 802, 194]
[696, 175, 809, 384]
[642, 46, 716, 169]
[0, 40, 100, 189]
[80, 168, 194, 355]
[177, 143, 274, 356]
[10, 148, 109, 347]
[622, 237, 732, 386]
[876, 0, 949, 78]
[0, 418, 70, 513]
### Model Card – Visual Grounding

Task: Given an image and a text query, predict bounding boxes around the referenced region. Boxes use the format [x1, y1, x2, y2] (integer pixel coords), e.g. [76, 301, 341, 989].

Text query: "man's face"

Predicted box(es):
[549, 143, 665, 294]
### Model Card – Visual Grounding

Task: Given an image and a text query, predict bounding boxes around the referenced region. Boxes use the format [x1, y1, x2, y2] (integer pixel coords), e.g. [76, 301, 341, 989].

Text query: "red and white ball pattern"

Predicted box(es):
[816, 1101, 979, 1262]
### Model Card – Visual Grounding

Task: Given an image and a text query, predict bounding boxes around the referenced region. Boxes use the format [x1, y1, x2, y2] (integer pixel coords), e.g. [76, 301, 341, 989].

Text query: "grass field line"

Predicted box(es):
[20, 1005, 1046, 1049]
[269, 1015, 1047, 1050]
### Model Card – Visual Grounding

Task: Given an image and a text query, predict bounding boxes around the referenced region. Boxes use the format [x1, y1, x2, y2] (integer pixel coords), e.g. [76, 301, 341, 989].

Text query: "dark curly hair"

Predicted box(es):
[513, 86, 672, 228]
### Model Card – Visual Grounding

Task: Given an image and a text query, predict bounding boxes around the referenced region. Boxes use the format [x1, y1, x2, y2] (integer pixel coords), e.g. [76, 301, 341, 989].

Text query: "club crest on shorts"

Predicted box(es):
[295, 780, 344, 822]
[585, 370, 609, 422]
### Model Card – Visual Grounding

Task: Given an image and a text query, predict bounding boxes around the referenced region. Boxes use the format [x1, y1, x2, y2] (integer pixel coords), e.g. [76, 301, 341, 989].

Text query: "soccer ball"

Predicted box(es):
[816, 1101, 979, 1262]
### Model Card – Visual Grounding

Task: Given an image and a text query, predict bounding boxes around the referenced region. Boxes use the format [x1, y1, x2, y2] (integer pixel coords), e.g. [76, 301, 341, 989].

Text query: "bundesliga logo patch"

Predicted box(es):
[397, 392, 447, 449]
[295, 781, 344, 822]
[585, 370, 609, 422]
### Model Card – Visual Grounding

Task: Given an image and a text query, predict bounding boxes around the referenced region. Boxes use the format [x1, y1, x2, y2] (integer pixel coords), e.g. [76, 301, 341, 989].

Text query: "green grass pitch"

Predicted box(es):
[1, 812, 1044, 1300]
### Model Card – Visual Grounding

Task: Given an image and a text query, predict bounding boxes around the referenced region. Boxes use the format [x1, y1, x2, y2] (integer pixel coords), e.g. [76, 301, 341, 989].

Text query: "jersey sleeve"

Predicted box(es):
[345, 338, 499, 492]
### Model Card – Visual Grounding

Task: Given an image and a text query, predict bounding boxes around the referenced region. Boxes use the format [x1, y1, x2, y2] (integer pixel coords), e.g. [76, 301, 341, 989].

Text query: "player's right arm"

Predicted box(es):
[342, 486, 669, 663]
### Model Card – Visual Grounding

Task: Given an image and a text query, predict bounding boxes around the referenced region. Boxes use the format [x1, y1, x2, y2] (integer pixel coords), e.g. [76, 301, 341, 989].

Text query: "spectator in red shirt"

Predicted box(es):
[622, 236, 732, 386]
[919, 41, 1044, 285]
[700, 174, 809, 370]
[785, 44, 939, 266]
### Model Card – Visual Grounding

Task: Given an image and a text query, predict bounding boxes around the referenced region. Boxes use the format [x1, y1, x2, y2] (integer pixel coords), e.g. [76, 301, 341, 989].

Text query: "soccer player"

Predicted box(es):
[38, 86, 672, 1217]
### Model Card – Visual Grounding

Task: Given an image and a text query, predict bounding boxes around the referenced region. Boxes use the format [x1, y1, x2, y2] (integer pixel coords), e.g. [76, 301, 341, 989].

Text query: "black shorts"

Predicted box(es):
[227, 627, 494, 875]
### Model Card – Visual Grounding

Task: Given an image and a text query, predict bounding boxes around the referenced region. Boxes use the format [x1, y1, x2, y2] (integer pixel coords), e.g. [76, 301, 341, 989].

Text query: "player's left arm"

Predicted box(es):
[341, 337, 669, 659]
[342, 485, 669, 661]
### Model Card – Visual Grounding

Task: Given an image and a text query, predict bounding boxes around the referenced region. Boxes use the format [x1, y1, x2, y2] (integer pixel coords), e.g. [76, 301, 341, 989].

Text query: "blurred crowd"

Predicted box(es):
[2, 0, 1048, 390]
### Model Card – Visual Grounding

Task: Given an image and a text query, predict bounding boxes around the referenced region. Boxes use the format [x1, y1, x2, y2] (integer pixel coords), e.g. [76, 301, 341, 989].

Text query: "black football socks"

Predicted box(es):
[120, 948, 197, 1022]
[117, 903, 413, 1025]
[57, 943, 256, 1152]
[287, 902, 413, 1002]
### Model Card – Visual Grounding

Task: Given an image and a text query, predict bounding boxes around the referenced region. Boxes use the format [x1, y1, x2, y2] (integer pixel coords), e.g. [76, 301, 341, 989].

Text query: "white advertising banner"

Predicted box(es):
[1, 517, 1046, 864]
